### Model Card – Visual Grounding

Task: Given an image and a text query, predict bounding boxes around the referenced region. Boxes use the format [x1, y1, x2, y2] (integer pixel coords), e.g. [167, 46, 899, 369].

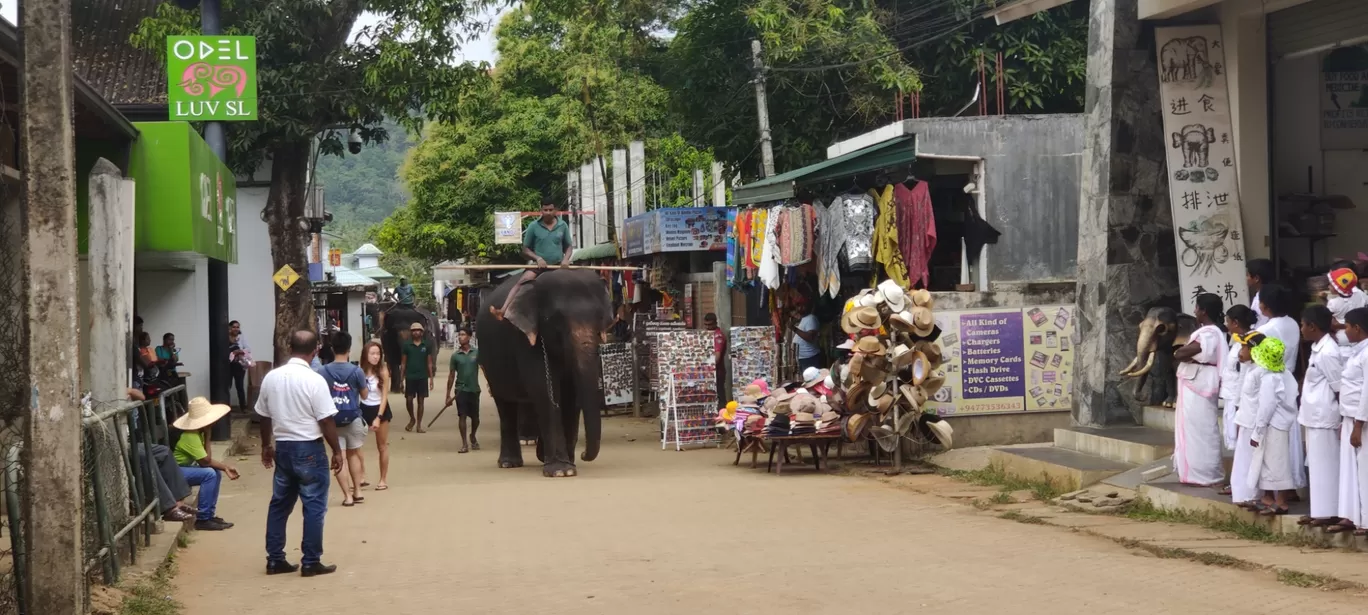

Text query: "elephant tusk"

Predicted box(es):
[1119, 356, 1140, 377]
[1129, 351, 1158, 377]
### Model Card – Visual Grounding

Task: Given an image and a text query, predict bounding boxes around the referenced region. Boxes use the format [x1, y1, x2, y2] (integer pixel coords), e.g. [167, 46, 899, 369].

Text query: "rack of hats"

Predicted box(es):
[658, 330, 723, 450]
[834, 280, 955, 464]
[729, 326, 776, 401]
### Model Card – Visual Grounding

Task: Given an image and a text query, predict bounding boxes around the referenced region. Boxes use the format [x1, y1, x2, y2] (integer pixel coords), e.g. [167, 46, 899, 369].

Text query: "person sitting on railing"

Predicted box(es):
[174, 397, 240, 531]
[156, 332, 181, 377]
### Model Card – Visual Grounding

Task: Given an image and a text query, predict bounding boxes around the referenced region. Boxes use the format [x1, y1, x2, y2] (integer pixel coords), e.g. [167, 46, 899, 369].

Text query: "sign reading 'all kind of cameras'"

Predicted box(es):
[167, 36, 258, 121]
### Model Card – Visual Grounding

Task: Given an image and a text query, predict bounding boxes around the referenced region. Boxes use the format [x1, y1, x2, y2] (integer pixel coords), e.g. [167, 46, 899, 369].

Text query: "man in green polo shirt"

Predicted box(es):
[400, 321, 436, 433]
[490, 200, 573, 344]
[444, 327, 482, 453]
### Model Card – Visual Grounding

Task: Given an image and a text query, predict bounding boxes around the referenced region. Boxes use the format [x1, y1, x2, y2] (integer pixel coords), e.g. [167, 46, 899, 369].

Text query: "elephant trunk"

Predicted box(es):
[1120, 322, 1157, 378]
[574, 333, 603, 462]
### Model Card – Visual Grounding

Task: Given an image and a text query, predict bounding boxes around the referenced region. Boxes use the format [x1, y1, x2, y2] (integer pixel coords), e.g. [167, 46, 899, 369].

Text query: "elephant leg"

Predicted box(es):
[561, 382, 581, 465]
[535, 387, 576, 479]
[494, 397, 523, 469]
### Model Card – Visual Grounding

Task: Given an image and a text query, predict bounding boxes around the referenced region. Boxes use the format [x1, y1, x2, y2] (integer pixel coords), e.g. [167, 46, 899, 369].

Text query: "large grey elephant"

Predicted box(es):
[1119, 306, 1197, 407]
[475, 269, 612, 477]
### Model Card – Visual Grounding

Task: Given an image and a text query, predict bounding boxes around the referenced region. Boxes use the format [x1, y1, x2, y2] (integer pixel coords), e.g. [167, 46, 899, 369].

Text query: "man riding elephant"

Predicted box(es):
[489, 200, 573, 346]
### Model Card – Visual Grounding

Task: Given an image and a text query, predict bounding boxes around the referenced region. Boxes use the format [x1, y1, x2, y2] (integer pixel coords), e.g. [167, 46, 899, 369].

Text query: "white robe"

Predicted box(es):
[1231, 426, 1258, 504]
[1173, 325, 1225, 486]
[1338, 421, 1362, 526]
[1257, 318, 1306, 489]
[1305, 428, 1340, 517]
[1301, 336, 1344, 518]
[1218, 342, 1243, 451]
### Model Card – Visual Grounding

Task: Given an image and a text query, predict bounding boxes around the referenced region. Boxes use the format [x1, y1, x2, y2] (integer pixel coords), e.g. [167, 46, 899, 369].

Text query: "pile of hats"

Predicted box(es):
[763, 386, 839, 437]
[834, 280, 955, 452]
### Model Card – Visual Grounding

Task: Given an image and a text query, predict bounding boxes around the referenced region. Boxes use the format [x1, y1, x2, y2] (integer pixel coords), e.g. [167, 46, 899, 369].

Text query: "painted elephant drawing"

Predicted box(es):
[1171, 124, 1216, 168]
[378, 304, 438, 392]
[1159, 36, 1211, 85]
[1119, 307, 1197, 407]
[475, 270, 612, 477]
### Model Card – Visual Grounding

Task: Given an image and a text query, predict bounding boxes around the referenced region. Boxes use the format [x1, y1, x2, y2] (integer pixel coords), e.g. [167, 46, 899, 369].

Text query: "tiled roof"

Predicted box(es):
[72, 0, 168, 106]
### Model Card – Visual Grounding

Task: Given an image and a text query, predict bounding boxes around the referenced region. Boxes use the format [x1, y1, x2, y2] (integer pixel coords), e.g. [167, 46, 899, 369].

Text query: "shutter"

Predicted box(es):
[1270, 0, 1368, 60]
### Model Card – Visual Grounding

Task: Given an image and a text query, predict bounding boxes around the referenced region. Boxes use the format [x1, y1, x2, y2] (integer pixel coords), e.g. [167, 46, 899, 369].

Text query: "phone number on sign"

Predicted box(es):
[950, 400, 1026, 414]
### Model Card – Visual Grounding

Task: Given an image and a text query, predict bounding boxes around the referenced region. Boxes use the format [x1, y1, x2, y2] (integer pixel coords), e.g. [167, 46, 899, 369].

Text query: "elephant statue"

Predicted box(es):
[377, 303, 439, 393]
[475, 269, 612, 477]
[1119, 307, 1197, 407]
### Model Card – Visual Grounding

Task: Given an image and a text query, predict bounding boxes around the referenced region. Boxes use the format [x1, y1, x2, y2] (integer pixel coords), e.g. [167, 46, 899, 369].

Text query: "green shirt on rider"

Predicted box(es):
[523, 218, 571, 267]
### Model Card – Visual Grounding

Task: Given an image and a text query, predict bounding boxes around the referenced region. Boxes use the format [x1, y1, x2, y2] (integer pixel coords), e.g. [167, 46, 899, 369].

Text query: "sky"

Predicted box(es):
[0, 3, 506, 66]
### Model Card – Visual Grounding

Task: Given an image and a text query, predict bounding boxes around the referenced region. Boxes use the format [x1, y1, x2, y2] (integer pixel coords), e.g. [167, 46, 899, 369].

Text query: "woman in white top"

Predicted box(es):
[1172, 293, 1227, 487]
[359, 341, 392, 490]
[1254, 284, 1306, 492]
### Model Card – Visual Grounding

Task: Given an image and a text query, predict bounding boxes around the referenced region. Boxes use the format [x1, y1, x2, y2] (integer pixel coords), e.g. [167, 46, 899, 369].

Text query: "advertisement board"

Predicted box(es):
[167, 36, 258, 121]
[622, 207, 731, 257]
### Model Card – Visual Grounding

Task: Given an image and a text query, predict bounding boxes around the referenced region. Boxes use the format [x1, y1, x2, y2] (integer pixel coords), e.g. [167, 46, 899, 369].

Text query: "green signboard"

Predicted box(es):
[128, 122, 238, 263]
[166, 36, 258, 121]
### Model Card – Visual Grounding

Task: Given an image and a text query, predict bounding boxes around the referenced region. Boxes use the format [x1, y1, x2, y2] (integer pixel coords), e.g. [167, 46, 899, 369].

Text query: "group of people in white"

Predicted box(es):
[1173, 259, 1368, 534]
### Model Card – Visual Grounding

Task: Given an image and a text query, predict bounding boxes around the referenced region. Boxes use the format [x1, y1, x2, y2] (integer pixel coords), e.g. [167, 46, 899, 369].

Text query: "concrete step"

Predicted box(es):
[990, 446, 1134, 492]
[1138, 475, 1368, 552]
[1141, 405, 1174, 432]
[1054, 426, 1174, 465]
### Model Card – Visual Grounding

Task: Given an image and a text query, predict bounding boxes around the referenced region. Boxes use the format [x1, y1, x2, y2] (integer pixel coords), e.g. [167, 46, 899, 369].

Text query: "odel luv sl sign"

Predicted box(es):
[167, 36, 258, 121]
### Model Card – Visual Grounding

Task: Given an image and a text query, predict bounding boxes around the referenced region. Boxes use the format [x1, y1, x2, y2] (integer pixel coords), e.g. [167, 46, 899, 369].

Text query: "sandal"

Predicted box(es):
[471, 441, 480, 451]
[375, 484, 389, 491]
[352, 495, 365, 504]
[1216, 485, 1232, 496]
[1325, 522, 1354, 533]
[342, 500, 355, 507]
[360, 482, 371, 488]
[1297, 515, 1314, 526]
[1258, 506, 1290, 516]
[458, 446, 469, 454]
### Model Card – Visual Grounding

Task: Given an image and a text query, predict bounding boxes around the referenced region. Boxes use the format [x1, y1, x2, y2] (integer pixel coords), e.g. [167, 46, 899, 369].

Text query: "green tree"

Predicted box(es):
[315, 118, 413, 228]
[133, 0, 483, 362]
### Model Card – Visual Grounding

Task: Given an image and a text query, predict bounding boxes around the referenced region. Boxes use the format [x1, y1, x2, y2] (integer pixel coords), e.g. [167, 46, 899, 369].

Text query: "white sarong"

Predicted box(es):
[1257, 428, 1295, 492]
[1174, 382, 1224, 486]
[1337, 421, 1362, 526]
[1221, 399, 1238, 451]
[1289, 422, 1307, 490]
[1231, 426, 1258, 504]
[1305, 427, 1340, 518]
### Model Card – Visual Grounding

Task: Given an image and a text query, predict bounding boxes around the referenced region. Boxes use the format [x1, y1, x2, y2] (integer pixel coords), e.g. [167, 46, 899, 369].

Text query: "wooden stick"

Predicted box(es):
[431, 264, 640, 271]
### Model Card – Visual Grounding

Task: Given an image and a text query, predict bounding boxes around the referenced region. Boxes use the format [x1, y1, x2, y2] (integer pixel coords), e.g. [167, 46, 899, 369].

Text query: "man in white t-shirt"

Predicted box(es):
[255, 330, 344, 578]
[791, 303, 823, 373]
[1247, 258, 1274, 329]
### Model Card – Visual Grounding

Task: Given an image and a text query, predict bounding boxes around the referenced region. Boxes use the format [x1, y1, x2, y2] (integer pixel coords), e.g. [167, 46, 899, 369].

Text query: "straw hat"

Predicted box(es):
[909, 307, 935, 337]
[737, 395, 759, 407]
[791, 394, 817, 414]
[894, 406, 920, 436]
[771, 401, 793, 415]
[905, 351, 929, 385]
[890, 344, 915, 370]
[742, 384, 768, 401]
[877, 280, 908, 312]
[842, 306, 882, 334]
[910, 288, 933, 309]
[898, 384, 922, 411]
[410, 321, 425, 331]
[854, 336, 886, 356]
[174, 397, 232, 431]
[888, 310, 916, 333]
[859, 355, 892, 384]
[914, 341, 943, 368]
[872, 423, 899, 452]
[847, 380, 872, 411]
[844, 413, 871, 442]
[922, 372, 946, 396]
[926, 418, 954, 449]
[869, 390, 895, 416]
[855, 289, 879, 308]
[845, 354, 865, 385]
[803, 368, 830, 389]
[835, 337, 856, 351]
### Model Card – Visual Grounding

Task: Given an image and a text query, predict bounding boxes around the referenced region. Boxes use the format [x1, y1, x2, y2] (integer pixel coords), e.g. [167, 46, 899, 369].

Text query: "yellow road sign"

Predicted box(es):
[273, 265, 300, 291]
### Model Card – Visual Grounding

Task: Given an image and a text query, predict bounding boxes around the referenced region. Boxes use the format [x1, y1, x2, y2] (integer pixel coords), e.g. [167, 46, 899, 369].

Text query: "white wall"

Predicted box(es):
[136, 259, 210, 400]
[227, 181, 276, 363]
[1223, 4, 1272, 261]
[346, 293, 366, 357]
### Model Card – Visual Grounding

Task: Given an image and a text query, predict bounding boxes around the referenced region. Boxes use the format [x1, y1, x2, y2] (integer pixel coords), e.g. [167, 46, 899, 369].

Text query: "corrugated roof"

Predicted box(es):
[333, 266, 379, 289]
[72, 0, 168, 106]
[732, 136, 918, 205]
[353, 243, 384, 256]
[354, 266, 395, 280]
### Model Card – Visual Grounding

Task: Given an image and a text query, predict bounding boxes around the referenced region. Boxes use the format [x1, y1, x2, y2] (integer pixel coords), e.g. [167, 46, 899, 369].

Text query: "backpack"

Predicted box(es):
[320, 363, 362, 426]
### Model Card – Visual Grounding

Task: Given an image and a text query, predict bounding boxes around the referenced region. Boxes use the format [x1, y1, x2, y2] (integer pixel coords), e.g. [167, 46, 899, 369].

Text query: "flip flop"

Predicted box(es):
[342, 500, 355, 507]
[472, 441, 481, 451]
[1216, 486, 1232, 496]
[1297, 515, 1314, 525]
[405, 422, 415, 432]
[353, 496, 365, 504]
[360, 482, 371, 488]
[458, 447, 469, 454]
[375, 484, 389, 491]
[1258, 506, 1289, 516]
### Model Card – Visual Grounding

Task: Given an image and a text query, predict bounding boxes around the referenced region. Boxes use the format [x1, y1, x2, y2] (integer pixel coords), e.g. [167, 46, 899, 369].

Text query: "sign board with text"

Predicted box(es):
[494, 212, 522, 245]
[1321, 45, 1368, 150]
[1154, 26, 1250, 314]
[622, 207, 730, 257]
[923, 305, 1077, 416]
[167, 36, 258, 121]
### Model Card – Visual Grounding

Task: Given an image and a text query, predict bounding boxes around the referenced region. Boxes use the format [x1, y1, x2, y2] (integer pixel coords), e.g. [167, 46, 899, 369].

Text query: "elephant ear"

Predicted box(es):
[505, 279, 541, 344]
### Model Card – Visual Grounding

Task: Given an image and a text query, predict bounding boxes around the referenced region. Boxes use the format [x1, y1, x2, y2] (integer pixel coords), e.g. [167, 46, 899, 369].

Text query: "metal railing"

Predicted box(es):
[1, 384, 184, 615]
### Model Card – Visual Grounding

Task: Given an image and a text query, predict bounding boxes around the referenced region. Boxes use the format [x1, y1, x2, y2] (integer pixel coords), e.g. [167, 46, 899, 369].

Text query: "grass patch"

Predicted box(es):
[988, 491, 1014, 505]
[1123, 498, 1280, 543]
[1114, 538, 1252, 569]
[998, 510, 1047, 525]
[941, 463, 1065, 501]
[120, 559, 180, 615]
[1276, 569, 1361, 591]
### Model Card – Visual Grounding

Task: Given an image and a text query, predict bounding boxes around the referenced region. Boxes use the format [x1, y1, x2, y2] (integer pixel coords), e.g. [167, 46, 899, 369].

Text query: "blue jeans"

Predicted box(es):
[180, 466, 220, 521]
[266, 439, 330, 566]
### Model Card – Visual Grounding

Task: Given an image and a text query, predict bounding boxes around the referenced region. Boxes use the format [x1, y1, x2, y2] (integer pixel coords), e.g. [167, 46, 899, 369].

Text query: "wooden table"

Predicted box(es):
[764, 434, 841, 475]
[733, 433, 768, 468]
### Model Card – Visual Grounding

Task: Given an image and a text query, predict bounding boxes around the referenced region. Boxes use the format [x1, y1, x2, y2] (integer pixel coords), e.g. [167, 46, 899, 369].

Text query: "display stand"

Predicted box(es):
[729, 326, 776, 399]
[599, 342, 633, 414]
[662, 366, 720, 451]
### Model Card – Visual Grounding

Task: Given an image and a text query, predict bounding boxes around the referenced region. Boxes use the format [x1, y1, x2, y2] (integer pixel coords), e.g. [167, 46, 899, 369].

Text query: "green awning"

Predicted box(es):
[571, 242, 619, 262]
[732, 135, 918, 205]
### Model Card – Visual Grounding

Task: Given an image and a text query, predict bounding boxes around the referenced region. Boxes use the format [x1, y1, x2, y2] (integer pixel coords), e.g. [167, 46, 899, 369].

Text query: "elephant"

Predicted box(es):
[1119, 306, 1197, 407]
[1171, 124, 1216, 168]
[377, 303, 439, 393]
[475, 269, 612, 477]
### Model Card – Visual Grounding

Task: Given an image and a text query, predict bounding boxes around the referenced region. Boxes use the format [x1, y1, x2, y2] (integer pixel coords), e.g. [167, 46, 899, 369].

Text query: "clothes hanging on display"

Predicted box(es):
[873, 185, 910, 288]
[815, 199, 845, 299]
[758, 204, 783, 289]
[747, 208, 768, 271]
[838, 192, 875, 272]
[896, 181, 937, 289]
[778, 204, 814, 267]
[961, 199, 1001, 264]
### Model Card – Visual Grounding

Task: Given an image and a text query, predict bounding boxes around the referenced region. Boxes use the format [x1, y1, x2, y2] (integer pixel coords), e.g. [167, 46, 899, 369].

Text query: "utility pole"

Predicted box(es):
[199, 0, 233, 441]
[750, 39, 775, 178]
[19, 0, 85, 612]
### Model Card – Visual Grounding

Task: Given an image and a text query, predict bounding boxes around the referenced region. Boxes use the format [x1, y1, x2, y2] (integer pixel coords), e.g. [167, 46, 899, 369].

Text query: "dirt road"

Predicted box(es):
[175, 354, 1365, 614]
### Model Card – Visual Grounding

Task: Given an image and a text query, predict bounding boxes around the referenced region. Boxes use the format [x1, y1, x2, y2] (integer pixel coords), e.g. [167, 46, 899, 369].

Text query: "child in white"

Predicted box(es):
[1172, 293, 1226, 486]
[1220, 306, 1259, 452]
[1326, 267, 1367, 357]
[1230, 335, 1264, 506]
[1235, 334, 1297, 514]
[1298, 306, 1343, 525]
[1254, 284, 1306, 491]
[1338, 307, 1368, 535]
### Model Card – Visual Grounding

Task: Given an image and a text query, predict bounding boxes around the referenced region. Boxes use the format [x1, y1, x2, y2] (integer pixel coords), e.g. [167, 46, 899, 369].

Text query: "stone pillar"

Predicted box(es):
[1073, 0, 1179, 426]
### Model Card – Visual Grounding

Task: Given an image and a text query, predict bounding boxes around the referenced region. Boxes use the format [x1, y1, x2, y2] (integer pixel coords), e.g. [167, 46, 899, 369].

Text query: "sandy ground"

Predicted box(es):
[173, 351, 1367, 614]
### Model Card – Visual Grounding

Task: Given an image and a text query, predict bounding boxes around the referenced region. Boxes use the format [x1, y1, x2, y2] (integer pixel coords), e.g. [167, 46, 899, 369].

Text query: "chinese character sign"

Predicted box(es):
[167, 36, 258, 121]
[1155, 26, 1249, 314]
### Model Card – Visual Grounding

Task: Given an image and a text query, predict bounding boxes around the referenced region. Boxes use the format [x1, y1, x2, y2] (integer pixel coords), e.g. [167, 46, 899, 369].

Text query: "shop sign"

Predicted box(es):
[924, 305, 1077, 415]
[1321, 45, 1368, 150]
[167, 36, 258, 121]
[129, 121, 238, 263]
[1154, 26, 1250, 315]
[493, 212, 522, 245]
[622, 207, 731, 257]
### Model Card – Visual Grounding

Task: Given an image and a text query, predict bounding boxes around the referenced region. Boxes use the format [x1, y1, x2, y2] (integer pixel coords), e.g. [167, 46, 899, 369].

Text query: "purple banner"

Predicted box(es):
[960, 311, 1025, 400]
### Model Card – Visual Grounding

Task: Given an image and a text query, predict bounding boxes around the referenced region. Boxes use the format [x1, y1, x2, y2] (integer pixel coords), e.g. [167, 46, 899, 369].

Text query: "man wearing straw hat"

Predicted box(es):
[173, 397, 239, 531]
[256, 330, 345, 577]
